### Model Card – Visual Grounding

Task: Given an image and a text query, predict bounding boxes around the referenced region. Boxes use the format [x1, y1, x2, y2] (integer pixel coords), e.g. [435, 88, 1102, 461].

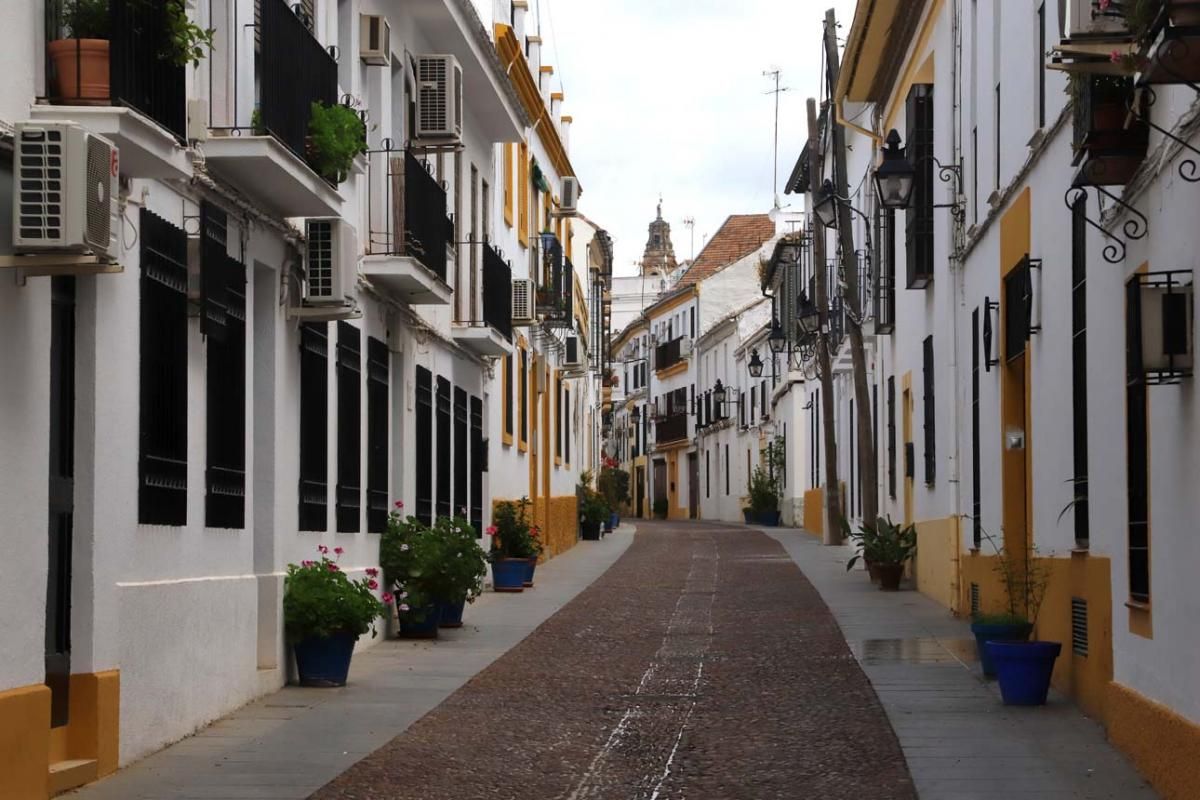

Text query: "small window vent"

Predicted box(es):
[970, 582, 980, 617]
[1071, 597, 1088, 657]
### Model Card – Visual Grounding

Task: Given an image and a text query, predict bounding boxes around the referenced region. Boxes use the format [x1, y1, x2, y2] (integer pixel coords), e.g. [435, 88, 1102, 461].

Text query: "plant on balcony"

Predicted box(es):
[49, 0, 111, 101]
[307, 102, 368, 183]
[162, 0, 215, 67]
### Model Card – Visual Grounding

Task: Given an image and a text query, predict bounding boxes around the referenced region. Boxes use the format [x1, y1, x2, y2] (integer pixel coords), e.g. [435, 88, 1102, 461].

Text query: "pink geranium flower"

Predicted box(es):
[327, 562, 340, 572]
[382, 592, 394, 604]
[366, 567, 379, 578]
[318, 545, 329, 555]
[486, 525, 499, 536]
[394, 500, 404, 509]
[367, 579, 379, 590]
[334, 546, 344, 555]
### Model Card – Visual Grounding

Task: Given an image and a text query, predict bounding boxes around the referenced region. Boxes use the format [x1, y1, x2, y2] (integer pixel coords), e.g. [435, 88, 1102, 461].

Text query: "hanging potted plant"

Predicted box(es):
[379, 503, 443, 639]
[846, 516, 917, 591]
[48, 0, 110, 101]
[426, 515, 487, 628]
[488, 498, 537, 592]
[283, 546, 386, 687]
[307, 101, 368, 184]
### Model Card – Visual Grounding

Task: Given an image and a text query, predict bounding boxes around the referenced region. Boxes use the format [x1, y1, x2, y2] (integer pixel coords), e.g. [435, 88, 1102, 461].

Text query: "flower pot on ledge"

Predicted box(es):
[48, 38, 110, 102]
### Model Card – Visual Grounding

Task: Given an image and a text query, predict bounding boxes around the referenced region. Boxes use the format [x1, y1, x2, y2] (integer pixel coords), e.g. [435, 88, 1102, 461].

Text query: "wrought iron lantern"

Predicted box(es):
[813, 179, 840, 229]
[873, 129, 917, 210]
[767, 319, 788, 354]
[747, 349, 765, 378]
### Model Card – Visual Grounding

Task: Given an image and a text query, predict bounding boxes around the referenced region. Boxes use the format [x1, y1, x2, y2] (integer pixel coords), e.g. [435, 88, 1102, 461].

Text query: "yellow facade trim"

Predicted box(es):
[1107, 681, 1200, 800]
[656, 360, 689, 380]
[503, 144, 514, 228]
[0, 683, 50, 799]
[999, 189, 1032, 558]
[518, 141, 530, 248]
[494, 25, 577, 180]
[912, 516, 960, 613]
[646, 286, 696, 319]
[803, 488, 824, 535]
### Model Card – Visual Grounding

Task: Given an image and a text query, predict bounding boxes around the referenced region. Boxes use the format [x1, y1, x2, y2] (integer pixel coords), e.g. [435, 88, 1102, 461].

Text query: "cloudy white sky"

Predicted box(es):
[530, 0, 858, 275]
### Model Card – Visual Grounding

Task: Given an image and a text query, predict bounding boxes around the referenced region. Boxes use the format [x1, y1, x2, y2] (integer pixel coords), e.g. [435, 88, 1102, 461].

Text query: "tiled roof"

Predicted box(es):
[677, 214, 775, 287]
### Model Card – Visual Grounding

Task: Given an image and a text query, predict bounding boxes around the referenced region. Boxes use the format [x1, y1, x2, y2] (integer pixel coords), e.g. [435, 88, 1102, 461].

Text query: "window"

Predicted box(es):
[995, 82, 1002, 189]
[454, 386, 468, 519]
[972, 126, 979, 225]
[415, 366, 433, 525]
[471, 394, 484, 534]
[1006, 258, 1033, 361]
[555, 371, 563, 462]
[761, 380, 767, 417]
[367, 338, 388, 533]
[201, 204, 246, 530]
[503, 145, 513, 227]
[1126, 278, 1149, 602]
[971, 310, 982, 547]
[518, 142, 530, 246]
[705, 450, 710, 498]
[503, 354, 514, 444]
[436, 377, 451, 520]
[519, 347, 529, 448]
[299, 323, 329, 531]
[923, 335, 936, 485]
[887, 376, 896, 499]
[1072, 199, 1089, 547]
[690, 308, 695, 338]
[564, 386, 571, 465]
[874, 205, 896, 332]
[335, 323, 361, 533]
[139, 210, 189, 526]
[906, 83, 935, 289]
[725, 444, 730, 495]
[1037, 4, 1046, 130]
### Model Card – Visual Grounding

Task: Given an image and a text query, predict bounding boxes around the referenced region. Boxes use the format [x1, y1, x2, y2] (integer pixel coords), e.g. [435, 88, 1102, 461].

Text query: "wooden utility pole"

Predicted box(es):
[823, 7, 879, 528]
[806, 98, 842, 546]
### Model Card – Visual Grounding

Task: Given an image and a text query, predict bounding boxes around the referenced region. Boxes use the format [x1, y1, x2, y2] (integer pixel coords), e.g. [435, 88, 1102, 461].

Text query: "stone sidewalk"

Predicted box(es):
[765, 528, 1158, 800]
[66, 529, 635, 800]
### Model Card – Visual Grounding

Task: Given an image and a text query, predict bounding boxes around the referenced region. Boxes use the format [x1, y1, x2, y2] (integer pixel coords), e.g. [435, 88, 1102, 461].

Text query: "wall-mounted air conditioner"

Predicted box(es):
[563, 335, 583, 369]
[13, 121, 116, 258]
[512, 278, 536, 325]
[561, 176, 580, 213]
[304, 218, 358, 305]
[360, 15, 391, 65]
[414, 54, 463, 142]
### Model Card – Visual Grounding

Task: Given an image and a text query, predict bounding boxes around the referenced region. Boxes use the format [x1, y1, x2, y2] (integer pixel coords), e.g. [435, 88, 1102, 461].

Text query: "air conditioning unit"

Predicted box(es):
[414, 55, 463, 142]
[360, 14, 391, 65]
[1141, 282, 1194, 373]
[512, 278, 536, 325]
[679, 338, 693, 357]
[304, 218, 358, 305]
[561, 176, 580, 213]
[13, 121, 117, 258]
[1065, 0, 1129, 39]
[563, 335, 583, 369]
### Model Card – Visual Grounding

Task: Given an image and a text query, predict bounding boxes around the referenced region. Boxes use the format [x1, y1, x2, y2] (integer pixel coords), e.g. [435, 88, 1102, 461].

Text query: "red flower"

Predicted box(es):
[318, 545, 329, 555]
[366, 567, 379, 578]
[382, 592, 394, 604]
[334, 546, 344, 555]
[486, 525, 499, 536]
[394, 500, 405, 509]
[327, 562, 340, 572]
[368, 579, 379, 590]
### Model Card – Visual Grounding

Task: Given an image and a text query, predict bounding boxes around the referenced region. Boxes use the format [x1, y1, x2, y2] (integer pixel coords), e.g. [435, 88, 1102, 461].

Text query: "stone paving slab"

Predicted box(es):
[65, 529, 635, 800]
[766, 528, 1159, 800]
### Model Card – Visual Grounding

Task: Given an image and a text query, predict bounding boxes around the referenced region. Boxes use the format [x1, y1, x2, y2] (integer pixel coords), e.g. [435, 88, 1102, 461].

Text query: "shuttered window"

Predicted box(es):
[454, 386, 468, 518]
[335, 323, 361, 533]
[366, 338, 388, 533]
[415, 367, 433, 525]
[1072, 198, 1090, 547]
[503, 354, 514, 442]
[470, 396, 484, 535]
[139, 209, 189, 526]
[887, 376, 896, 499]
[436, 376, 452, 520]
[923, 335, 936, 485]
[298, 323, 329, 531]
[972, 309, 982, 547]
[204, 240, 246, 529]
[564, 386, 571, 465]
[1125, 279, 1150, 603]
[519, 349, 528, 446]
[906, 84, 935, 289]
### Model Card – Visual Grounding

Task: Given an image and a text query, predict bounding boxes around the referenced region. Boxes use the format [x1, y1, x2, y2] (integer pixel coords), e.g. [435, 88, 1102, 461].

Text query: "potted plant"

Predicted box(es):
[307, 102, 368, 184]
[283, 546, 386, 687]
[840, 516, 881, 583]
[379, 503, 444, 639]
[846, 516, 916, 591]
[598, 461, 628, 530]
[48, 0, 110, 101]
[966, 523, 1047, 677]
[747, 466, 781, 526]
[488, 498, 536, 592]
[162, 0, 216, 67]
[426, 515, 486, 628]
[579, 474, 608, 540]
[652, 498, 669, 520]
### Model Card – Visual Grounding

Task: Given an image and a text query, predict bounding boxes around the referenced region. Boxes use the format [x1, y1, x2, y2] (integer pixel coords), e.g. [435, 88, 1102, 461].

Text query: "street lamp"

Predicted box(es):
[748, 349, 765, 378]
[796, 290, 820, 338]
[873, 129, 916, 211]
[813, 179, 840, 229]
[712, 379, 728, 406]
[767, 319, 787, 354]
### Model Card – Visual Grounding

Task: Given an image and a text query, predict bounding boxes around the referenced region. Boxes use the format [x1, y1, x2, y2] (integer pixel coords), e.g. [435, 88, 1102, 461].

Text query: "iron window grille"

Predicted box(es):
[298, 323, 329, 531]
[470, 396, 484, 535]
[922, 335, 936, 486]
[454, 387, 468, 521]
[415, 366, 434, 525]
[366, 338, 389, 533]
[335, 323, 362, 533]
[436, 376, 452, 520]
[906, 84, 935, 289]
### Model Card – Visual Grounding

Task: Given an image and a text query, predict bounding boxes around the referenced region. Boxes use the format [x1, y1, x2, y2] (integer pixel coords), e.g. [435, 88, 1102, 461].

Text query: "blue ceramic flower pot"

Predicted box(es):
[492, 559, 528, 592]
[755, 510, 782, 527]
[398, 604, 441, 639]
[293, 631, 357, 687]
[986, 640, 1062, 705]
[609, 512, 620, 530]
[970, 621, 1033, 677]
[523, 559, 537, 587]
[436, 599, 465, 628]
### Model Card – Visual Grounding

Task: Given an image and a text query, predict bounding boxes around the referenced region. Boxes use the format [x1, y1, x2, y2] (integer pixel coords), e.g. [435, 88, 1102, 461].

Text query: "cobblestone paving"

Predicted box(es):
[310, 521, 916, 800]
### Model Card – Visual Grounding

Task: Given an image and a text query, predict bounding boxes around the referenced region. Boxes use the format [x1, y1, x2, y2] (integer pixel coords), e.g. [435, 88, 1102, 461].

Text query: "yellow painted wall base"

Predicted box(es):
[0, 684, 51, 799]
[1107, 681, 1200, 800]
[802, 488, 824, 535]
[913, 517, 960, 613]
[496, 496, 579, 562]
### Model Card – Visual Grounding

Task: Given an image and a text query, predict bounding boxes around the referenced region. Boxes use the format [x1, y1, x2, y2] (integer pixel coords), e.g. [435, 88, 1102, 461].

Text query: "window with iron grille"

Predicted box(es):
[436, 376, 452, 520]
[1072, 198, 1090, 547]
[706, 450, 711, 498]
[366, 338, 388, 533]
[1071, 597, 1089, 657]
[725, 444, 730, 496]
[1006, 259, 1033, 362]
[1125, 279, 1150, 603]
[556, 374, 563, 460]
[454, 387, 468, 519]
[139, 209, 189, 526]
[298, 323, 329, 531]
[906, 84, 935, 289]
[470, 395, 484, 535]
[520, 349, 529, 445]
[875, 206, 896, 331]
[415, 366, 433, 525]
[923, 335, 936, 485]
[887, 376, 896, 499]
[336, 323, 361, 533]
[201, 204, 247, 530]
[565, 386, 571, 465]
[972, 308, 982, 548]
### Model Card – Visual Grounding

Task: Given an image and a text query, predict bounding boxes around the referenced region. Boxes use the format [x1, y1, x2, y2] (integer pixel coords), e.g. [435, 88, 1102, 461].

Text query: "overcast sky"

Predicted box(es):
[531, 0, 858, 275]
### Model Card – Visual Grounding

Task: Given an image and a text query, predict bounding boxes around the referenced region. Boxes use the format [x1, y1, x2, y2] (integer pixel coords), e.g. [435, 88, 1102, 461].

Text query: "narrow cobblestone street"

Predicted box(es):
[312, 521, 915, 800]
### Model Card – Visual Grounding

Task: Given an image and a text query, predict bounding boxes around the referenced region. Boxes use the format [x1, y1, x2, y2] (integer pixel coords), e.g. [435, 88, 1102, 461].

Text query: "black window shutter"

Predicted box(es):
[556, 375, 563, 459]
[415, 366, 433, 525]
[906, 84, 935, 289]
[454, 386, 468, 518]
[335, 323, 362, 533]
[923, 335, 936, 485]
[436, 376, 452, 520]
[1071, 198, 1089, 547]
[520, 350, 528, 444]
[504, 354, 514, 438]
[139, 209, 189, 526]
[470, 395, 484, 536]
[887, 376, 896, 499]
[205, 247, 247, 530]
[564, 386, 571, 464]
[366, 337, 388, 533]
[971, 309, 982, 547]
[199, 202, 229, 341]
[1126, 279, 1150, 602]
[298, 323, 329, 531]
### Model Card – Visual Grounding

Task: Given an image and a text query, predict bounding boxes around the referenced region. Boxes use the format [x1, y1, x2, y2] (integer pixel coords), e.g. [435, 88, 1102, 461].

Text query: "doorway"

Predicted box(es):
[688, 453, 699, 519]
[635, 465, 645, 518]
[653, 459, 667, 517]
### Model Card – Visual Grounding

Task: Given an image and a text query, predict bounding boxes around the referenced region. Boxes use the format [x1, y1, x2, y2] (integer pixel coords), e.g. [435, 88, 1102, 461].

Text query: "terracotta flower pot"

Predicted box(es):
[48, 39, 110, 102]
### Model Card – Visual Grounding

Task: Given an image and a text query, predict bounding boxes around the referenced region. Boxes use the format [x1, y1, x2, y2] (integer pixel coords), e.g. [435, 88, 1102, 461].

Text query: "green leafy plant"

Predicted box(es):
[747, 466, 780, 514]
[427, 516, 487, 605]
[162, 0, 215, 67]
[845, 516, 917, 571]
[250, 107, 265, 135]
[598, 464, 630, 509]
[283, 546, 386, 642]
[61, 0, 109, 39]
[972, 522, 1054, 628]
[307, 102, 367, 183]
[488, 498, 539, 562]
[379, 504, 445, 623]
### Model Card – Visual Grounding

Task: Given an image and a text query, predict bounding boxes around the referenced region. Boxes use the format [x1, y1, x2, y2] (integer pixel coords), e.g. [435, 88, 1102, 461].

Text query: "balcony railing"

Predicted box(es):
[1071, 74, 1148, 186]
[536, 234, 573, 327]
[260, 0, 338, 162]
[655, 412, 689, 445]
[481, 243, 513, 341]
[43, 0, 186, 139]
[366, 148, 451, 283]
[655, 337, 685, 371]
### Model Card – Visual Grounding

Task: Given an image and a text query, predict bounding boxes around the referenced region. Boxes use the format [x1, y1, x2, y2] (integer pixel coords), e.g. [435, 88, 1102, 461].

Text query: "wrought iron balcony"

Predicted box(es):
[655, 412, 689, 446]
[655, 337, 686, 371]
[366, 148, 450, 283]
[259, 0, 338, 166]
[481, 243, 513, 341]
[1071, 74, 1148, 186]
[536, 233, 573, 327]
